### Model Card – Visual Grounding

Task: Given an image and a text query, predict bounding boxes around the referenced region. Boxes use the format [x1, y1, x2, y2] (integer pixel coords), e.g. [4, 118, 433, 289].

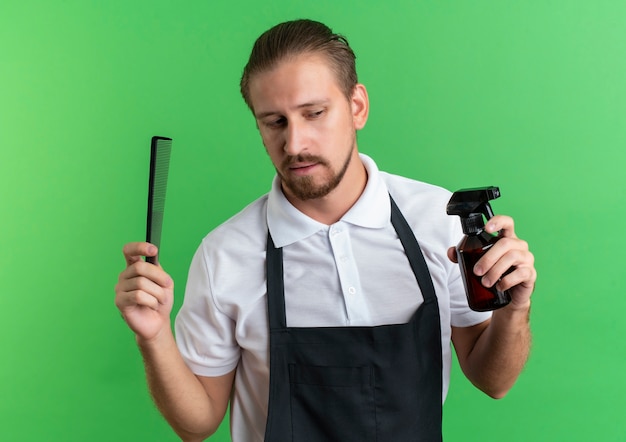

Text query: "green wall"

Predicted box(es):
[2, 1, 625, 440]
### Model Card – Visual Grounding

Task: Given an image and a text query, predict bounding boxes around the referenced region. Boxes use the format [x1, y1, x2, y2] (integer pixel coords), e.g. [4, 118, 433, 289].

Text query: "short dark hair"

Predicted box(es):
[240, 19, 358, 111]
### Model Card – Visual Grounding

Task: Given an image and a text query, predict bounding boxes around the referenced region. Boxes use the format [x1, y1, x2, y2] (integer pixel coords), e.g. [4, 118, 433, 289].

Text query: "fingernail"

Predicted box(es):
[482, 276, 491, 287]
[148, 245, 157, 255]
[474, 264, 483, 275]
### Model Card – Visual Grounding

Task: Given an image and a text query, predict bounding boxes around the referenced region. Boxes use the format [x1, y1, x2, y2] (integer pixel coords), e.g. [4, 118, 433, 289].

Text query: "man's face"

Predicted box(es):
[248, 52, 368, 201]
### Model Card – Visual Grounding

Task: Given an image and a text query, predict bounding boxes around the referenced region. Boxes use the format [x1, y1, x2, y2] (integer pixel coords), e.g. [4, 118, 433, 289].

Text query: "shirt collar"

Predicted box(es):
[267, 153, 391, 248]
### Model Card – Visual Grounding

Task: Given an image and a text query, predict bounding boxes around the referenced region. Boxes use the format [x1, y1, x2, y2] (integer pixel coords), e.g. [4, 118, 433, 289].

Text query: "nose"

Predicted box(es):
[284, 120, 307, 156]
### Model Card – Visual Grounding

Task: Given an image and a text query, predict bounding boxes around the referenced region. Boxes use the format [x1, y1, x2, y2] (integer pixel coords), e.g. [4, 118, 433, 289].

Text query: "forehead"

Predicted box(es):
[248, 52, 345, 114]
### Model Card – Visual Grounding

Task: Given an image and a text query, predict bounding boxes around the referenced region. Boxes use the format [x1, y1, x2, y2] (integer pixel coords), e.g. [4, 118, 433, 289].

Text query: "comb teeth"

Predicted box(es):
[146, 136, 172, 258]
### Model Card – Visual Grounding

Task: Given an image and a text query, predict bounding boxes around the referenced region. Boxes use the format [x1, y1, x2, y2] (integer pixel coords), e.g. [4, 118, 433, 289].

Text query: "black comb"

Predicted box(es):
[146, 136, 173, 264]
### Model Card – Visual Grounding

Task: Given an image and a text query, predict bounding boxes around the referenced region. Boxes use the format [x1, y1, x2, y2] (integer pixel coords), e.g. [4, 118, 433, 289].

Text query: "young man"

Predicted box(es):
[115, 19, 535, 441]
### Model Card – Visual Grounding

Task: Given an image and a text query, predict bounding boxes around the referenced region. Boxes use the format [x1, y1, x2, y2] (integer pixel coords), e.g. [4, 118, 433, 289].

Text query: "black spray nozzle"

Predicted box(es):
[446, 186, 501, 234]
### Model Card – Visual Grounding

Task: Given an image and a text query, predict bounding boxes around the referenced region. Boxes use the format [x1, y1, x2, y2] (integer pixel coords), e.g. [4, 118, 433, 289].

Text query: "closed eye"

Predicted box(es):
[308, 109, 325, 119]
[264, 117, 286, 128]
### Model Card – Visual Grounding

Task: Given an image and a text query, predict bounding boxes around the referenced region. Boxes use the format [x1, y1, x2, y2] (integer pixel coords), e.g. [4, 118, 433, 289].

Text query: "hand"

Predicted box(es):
[114, 242, 175, 342]
[448, 215, 536, 310]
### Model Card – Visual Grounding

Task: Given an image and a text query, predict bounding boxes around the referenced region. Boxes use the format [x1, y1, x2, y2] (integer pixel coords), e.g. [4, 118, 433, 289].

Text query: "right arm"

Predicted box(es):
[114, 242, 234, 441]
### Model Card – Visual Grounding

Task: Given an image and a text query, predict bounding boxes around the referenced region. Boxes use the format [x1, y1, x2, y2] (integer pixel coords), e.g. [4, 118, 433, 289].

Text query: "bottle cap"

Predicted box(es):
[461, 213, 485, 234]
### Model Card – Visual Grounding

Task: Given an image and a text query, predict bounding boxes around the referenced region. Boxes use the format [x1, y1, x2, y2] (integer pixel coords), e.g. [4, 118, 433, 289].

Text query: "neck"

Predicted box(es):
[283, 150, 367, 225]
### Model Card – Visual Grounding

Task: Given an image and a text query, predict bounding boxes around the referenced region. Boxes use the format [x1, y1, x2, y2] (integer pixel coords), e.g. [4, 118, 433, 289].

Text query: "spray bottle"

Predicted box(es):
[446, 186, 511, 311]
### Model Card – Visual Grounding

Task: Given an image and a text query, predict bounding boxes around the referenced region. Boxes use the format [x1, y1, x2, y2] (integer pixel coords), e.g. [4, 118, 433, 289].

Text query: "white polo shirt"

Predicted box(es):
[175, 154, 490, 441]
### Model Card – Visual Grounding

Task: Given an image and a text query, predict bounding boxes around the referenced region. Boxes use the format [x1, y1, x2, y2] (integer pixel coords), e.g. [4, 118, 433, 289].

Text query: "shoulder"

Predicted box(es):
[379, 171, 461, 260]
[194, 194, 269, 285]
[202, 194, 269, 251]
[381, 172, 453, 223]
[187, 194, 269, 314]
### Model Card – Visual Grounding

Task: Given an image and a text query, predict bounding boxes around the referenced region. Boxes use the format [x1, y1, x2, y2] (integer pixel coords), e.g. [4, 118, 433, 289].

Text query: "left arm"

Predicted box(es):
[450, 215, 536, 399]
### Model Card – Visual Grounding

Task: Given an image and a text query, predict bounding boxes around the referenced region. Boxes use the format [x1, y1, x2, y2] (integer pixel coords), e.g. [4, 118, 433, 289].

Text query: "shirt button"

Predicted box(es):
[348, 287, 356, 295]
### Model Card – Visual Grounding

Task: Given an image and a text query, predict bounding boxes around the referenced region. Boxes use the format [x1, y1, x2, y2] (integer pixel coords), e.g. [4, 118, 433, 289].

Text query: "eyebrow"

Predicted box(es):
[255, 100, 330, 119]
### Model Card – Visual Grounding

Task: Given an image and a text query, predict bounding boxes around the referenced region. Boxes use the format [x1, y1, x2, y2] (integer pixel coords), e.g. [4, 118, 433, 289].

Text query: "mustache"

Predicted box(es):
[282, 154, 328, 169]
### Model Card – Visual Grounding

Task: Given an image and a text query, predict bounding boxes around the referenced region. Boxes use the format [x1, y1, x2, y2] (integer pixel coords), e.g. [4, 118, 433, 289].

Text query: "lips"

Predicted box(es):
[288, 162, 318, 175]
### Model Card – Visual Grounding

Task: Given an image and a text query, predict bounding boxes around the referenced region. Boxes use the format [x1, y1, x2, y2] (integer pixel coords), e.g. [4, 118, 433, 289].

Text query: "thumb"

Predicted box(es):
[447, 247, 458, 263]
[145, 244, 159, 265]
[123, 242, 157, 267]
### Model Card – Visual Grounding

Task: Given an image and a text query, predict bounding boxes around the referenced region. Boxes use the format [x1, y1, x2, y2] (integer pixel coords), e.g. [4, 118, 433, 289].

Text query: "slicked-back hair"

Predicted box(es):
[240, 19, 358, 111]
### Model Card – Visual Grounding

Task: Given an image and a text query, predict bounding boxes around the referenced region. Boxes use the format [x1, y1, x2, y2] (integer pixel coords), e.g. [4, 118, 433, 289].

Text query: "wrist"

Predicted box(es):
[494, 299, 531, 324]
[136, 326, 175, 352]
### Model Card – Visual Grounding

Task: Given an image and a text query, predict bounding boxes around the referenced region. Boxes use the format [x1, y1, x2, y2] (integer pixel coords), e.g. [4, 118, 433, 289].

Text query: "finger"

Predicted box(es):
[447, 247, 458, 263]
[496, 264, 537, 293]
[474, 237, 530, 276]
[116, 273, 170, 307]
[122, 242, 158, 267]
[485, 215, 518, 239]
[476, 240, 534, 289]
[480, 248, 526, 288]
[119, 260, 173, 290]
[118, 289, 162, 311]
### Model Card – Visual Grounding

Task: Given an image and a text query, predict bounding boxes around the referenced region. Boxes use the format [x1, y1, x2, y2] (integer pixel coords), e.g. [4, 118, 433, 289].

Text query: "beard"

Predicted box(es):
[277, 146, 354, 201]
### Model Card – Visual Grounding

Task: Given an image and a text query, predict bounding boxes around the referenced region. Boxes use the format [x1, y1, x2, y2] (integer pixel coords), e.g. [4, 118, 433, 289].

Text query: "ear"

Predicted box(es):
[350, 83, 369, 130]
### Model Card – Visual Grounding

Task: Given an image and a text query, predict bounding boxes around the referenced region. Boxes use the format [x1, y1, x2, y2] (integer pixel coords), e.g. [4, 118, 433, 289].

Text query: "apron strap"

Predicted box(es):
[389, 195, 438, 303]
[266, 233, 286, 330]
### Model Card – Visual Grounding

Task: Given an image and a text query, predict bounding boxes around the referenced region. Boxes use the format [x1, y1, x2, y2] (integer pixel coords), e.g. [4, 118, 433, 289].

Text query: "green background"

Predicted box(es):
[2, 0, 625, 440]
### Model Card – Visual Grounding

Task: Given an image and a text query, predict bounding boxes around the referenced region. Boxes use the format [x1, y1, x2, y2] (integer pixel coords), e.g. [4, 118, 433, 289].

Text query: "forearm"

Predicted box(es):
[462, 302, 532, 399]
[137, 328, 221, 441]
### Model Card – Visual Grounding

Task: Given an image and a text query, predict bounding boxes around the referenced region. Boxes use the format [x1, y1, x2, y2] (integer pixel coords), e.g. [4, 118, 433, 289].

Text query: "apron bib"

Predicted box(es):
[264, 196, 443, 441]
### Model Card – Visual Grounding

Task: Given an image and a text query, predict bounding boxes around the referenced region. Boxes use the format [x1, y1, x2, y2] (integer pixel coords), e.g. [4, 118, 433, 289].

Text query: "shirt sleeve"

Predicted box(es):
[174, 243, 241, 377]
[447, 263, 492, 327]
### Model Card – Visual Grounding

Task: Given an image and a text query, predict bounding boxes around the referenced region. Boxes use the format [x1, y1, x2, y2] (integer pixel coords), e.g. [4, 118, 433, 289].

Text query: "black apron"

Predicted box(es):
[264, 196, 443, 441]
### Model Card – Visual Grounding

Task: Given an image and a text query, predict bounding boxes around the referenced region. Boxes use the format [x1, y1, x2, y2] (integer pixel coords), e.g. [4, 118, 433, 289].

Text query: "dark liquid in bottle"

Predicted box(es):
[457, 232, 511, 311]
